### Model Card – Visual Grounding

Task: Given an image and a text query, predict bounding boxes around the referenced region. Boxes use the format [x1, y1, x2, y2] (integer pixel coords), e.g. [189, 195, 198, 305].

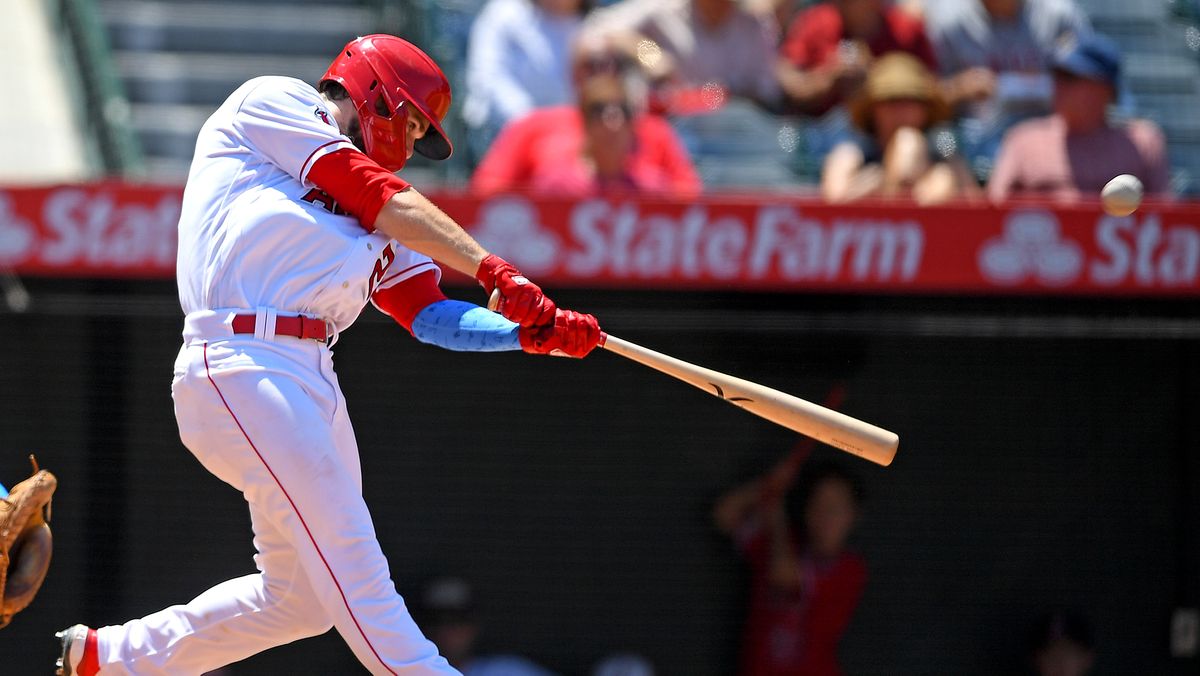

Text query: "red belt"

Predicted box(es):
[230, 314, 329, 342]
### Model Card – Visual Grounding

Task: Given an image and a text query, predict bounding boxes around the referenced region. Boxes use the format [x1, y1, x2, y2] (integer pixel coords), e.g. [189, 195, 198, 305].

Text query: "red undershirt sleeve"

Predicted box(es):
[371, 269, 448, 334]
[307, 148, 411, 228]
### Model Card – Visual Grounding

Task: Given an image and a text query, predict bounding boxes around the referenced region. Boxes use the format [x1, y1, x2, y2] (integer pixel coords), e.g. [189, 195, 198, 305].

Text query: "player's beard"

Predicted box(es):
[345, 115, 366, 153]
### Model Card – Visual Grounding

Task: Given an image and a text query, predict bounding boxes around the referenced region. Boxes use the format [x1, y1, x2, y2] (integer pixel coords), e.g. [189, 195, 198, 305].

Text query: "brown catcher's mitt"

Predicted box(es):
[0, 455, 56, 629]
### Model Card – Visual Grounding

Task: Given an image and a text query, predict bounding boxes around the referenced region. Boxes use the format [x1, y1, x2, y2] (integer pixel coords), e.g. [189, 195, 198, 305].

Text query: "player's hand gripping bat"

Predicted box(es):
[489, 291, 899, 466]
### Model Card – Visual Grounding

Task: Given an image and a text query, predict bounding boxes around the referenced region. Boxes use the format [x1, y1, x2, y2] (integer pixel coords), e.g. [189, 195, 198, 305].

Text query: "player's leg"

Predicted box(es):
[88, 346, 337, 674]
[227, 355, 453, 675]
[93, 506, 332, 674]
[175, 342, 451, 675]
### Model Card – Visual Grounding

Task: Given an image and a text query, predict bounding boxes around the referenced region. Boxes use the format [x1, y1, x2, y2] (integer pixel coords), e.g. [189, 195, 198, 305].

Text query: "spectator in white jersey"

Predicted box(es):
[463, 0, 592, 157]
[924, 0, 1092, 180]
[582, 0, 782, 111]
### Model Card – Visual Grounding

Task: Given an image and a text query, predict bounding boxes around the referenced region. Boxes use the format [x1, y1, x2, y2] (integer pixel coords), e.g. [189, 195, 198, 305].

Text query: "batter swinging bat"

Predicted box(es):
[489, 291, 899, 466]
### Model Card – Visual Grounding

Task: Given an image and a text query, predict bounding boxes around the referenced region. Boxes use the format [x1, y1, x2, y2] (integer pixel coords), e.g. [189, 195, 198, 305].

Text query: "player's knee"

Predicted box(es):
[262, 576, 332, 637]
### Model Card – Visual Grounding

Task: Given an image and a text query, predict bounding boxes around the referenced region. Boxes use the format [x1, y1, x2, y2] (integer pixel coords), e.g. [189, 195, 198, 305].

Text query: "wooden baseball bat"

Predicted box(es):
[598, 334, 898, 467]
[487, 290, 899, 466]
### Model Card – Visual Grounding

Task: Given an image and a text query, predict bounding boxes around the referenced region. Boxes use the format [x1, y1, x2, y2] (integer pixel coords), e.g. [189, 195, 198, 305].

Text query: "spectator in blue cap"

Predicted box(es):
[988, 32, 1170, 203]
[925, 0, 1093, 182]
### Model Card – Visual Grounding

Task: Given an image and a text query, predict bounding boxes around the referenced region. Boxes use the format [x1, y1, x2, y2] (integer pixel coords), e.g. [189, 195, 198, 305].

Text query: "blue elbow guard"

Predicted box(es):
[410, 299, 521, 352]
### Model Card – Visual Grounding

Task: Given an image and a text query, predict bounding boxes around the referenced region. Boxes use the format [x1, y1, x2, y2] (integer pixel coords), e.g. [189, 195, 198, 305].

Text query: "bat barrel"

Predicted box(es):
[601, 334, 899, 466]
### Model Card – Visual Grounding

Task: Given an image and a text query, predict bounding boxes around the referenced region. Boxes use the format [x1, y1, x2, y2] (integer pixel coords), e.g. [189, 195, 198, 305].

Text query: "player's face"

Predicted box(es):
[344, 113, 365, 153]
[405, 107, 431, 161]
[804, 477, 858, 558]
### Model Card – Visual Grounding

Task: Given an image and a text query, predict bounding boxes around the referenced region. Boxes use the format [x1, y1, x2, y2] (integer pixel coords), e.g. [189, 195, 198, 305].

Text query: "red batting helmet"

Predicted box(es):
[320, 35, 453, 172]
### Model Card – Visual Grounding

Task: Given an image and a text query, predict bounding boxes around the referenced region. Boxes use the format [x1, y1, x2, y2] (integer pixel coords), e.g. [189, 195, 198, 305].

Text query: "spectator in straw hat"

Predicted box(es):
[821, 52, 979, 204]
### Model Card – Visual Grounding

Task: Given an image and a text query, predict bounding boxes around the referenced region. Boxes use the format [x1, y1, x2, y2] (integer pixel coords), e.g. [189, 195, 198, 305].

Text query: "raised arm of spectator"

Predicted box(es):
[713, 477, 767, 536]
[714, 449, 808, 535]
[938, 67, 997, 107]
[821, 142, 881, 203]
[912, 156, 982, 205]
[776, 57, 844, 113]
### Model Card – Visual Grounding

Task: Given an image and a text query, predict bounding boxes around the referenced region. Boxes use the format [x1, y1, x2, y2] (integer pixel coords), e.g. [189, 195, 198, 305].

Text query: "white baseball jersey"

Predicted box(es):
[176, 76, 439, 333]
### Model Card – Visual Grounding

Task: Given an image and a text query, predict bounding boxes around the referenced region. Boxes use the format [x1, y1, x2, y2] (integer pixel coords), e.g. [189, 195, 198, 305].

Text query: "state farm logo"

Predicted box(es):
[564, 201, 924, 282]
[978, 210, 1083, 286]
[41, 188, 180, 266]
[470, 197, 561, 276]
[470, 198, 924, 284]
[0, 193, 37, 266]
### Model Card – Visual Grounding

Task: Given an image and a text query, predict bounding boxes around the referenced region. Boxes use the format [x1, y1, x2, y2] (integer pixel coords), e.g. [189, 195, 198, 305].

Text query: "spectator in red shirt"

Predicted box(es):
[471, 73, 701, 197]
[776, 0, 937, 115]
[988, 33, 1170, 203]
[714, 455, 867, 676]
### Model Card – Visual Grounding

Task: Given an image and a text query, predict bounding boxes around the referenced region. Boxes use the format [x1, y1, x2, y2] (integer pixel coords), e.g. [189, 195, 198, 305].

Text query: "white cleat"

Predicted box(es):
[55, 624, 97, 676]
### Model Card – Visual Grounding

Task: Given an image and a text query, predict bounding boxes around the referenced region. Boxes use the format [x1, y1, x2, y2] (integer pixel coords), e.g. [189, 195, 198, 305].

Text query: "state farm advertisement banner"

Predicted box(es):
[1, 183, 1198, 296]
[0, 183, 180, 278]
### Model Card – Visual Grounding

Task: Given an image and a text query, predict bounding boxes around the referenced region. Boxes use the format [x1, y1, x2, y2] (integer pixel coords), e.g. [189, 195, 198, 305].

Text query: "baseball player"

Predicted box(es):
[56, 34, 600, 675]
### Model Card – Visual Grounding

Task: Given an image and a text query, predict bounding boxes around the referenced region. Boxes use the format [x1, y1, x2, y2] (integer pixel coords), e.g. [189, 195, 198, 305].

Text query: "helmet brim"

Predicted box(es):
[415, 125, 452, 161]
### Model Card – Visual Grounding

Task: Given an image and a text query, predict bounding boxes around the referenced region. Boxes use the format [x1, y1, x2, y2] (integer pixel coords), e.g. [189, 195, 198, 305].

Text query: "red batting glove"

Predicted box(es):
[519, 309, 602, 358]
[475, 254, 556, 327]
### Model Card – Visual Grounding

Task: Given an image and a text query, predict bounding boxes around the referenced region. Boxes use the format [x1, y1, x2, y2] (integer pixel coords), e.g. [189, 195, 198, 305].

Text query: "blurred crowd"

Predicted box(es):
[415, 448, 1100, 676]
[456, 0, 1171, 204]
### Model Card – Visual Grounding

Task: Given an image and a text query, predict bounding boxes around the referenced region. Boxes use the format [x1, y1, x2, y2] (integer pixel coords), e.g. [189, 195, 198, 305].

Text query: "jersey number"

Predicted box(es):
[368, 243, 396, 296]
[300, 188, 351, 216]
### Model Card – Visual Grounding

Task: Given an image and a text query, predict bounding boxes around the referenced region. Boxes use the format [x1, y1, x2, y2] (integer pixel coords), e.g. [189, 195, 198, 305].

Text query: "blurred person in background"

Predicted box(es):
[714, 455, 867, 676]
[592, 653, 655, 676]
[822, 52, 978, 204]
[463, 0, 592, 157]
[776, 0, 937, 116]
[471, 72, 701, 196]
[745, 0, 807, 45]
[581, 0, 782, 111]
[988, 33, 1169, 203]
[1028, 610, 1095, 676]
[924, 0, 1093, 181]
[419, 577, 558, 676]
[896, 0, 925, 19]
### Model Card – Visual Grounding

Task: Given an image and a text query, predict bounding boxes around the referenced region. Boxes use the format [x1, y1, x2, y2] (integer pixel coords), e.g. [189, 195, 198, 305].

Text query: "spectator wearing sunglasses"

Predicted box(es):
[471, 73, 701, 196]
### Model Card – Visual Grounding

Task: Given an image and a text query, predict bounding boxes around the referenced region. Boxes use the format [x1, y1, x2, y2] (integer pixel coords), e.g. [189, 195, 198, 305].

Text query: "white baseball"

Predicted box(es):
[1101, 174, 1144, 217]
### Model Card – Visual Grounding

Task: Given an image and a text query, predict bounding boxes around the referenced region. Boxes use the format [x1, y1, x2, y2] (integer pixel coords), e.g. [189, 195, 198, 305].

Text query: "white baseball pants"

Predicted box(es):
[93, 331, 457, 675]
